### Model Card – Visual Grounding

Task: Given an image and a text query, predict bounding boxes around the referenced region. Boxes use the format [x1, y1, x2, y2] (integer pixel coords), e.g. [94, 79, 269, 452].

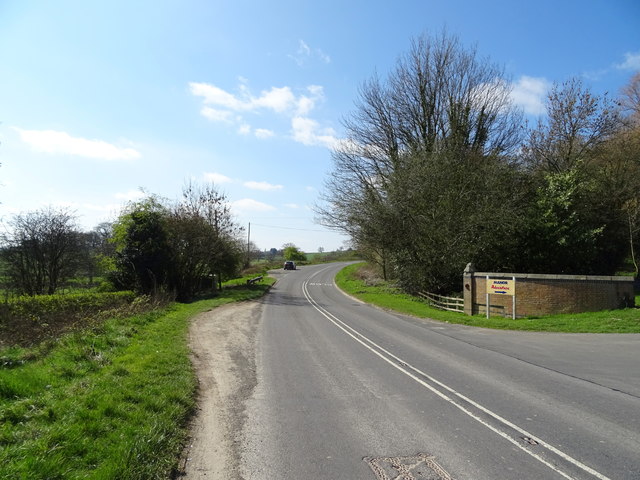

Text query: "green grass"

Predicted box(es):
[0, 278, 274, 480]
[336, 263, 640, 333]
[222, 273, 275, 287]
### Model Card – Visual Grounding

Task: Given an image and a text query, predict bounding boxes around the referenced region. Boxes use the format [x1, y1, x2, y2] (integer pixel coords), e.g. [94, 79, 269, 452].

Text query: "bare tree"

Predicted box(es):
[522, 78, 621, 173]
[1, 207, 79, 295]
[169, 182, 244, 299]
[620, 72, 640, 125]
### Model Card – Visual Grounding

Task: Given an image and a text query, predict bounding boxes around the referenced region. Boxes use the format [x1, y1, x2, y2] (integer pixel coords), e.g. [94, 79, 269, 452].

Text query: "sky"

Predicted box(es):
[1, 0, 639, 253]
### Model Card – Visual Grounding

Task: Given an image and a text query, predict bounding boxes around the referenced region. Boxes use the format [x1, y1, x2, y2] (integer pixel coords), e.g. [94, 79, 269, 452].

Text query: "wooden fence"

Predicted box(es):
[417, 291, 464, 312]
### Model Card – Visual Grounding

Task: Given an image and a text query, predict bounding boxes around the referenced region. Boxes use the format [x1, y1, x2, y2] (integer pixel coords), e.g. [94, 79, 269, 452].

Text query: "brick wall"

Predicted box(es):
[463, 265, 635, 317]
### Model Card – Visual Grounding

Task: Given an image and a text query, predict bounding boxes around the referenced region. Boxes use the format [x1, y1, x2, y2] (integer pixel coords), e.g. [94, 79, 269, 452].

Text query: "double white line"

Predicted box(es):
[302, 268, 610, 480]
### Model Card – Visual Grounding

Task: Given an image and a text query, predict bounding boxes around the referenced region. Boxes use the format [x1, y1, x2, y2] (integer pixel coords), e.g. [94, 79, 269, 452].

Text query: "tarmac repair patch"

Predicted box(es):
[364, 453, 454, 480]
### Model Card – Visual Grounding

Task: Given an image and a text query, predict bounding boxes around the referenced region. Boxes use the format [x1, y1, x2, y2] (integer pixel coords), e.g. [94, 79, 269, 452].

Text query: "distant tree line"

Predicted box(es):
[0, 182, 246, 301]
[317, 31, 640, 294]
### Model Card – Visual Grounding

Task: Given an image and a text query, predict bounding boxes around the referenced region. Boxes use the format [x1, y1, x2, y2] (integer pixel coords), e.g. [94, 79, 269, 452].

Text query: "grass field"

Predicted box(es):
[336, 263, 640, 333]
[0, 278, 275, 480]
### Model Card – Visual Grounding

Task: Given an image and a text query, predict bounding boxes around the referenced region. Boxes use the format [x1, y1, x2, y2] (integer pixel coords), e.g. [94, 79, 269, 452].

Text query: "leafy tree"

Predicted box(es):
[386, 150, 528, 292]
[110, 196, 172, 294]
[515, 167, 622, 274]
[1, 207, 79, 295]
[519, 78, 631, 275]
[71, 223, 116, 286]
[283, 243, 307, 262]
[267, 247, 278, 261]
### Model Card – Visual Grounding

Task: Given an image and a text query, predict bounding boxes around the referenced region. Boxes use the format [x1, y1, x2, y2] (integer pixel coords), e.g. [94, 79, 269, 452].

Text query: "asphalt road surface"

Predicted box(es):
[235, 262, 640, 479]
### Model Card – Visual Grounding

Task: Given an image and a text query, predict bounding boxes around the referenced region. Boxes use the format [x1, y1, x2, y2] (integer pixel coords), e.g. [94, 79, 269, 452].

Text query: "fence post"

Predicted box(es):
[463, 263, 475, 316]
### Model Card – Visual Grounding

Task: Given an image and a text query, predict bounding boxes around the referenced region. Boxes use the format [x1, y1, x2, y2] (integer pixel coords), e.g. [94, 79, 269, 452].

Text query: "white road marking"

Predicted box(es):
[301, 267, 611, 480]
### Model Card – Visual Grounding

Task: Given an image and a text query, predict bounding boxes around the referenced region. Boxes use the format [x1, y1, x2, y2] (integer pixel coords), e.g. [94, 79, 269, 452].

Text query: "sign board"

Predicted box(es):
[487, 278, 515, 296]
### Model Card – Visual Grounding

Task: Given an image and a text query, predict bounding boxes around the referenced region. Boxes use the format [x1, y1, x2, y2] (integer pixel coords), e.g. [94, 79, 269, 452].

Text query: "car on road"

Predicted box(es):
[284, 261, 296, 270]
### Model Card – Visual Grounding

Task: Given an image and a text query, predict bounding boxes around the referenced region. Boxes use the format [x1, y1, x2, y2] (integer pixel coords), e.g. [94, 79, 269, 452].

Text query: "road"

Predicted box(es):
[189, 262, 640, 479]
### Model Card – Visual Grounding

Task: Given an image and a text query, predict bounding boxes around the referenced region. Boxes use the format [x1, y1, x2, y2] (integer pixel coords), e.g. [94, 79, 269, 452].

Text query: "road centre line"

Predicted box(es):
[301, 268, 610, 480]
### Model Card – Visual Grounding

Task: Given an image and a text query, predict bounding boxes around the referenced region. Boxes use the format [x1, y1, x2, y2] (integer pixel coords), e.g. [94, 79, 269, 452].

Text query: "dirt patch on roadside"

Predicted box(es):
[176, 300, 263, 480]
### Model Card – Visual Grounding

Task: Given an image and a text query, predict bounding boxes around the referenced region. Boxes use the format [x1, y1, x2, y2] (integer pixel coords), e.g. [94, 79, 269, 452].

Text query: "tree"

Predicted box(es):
[110, 196, 172, 294]
[522, 78, 621, 174]
[282, 243, 307, 262]
[518, 78, 632, 275]
[516, 166, 616, 274]
[593, 75, 640, 278]
[385, 149, 529, 292]
[620, 72, 640, 125]
[317, 30, 524, 292]
[110, 184, 244, 300]
[166, 182, 244, 299]
[267, 248, 278, 261]
[1, 207, 79, 295]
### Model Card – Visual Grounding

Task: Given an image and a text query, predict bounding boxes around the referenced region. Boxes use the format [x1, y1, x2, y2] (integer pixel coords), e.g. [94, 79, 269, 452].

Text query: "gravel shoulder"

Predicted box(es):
[177, 300, 263, 480]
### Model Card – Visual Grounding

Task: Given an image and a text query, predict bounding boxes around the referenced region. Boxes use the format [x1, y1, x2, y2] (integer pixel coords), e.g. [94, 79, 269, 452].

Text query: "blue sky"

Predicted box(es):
[1, 0, 638, 252]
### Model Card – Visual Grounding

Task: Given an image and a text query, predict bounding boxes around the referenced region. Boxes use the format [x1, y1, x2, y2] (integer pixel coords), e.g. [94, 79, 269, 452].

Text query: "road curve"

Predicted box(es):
[238, 262, 640, 480]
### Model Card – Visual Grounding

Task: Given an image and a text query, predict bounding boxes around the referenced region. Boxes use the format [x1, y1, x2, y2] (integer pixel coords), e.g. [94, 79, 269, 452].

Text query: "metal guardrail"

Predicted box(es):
[417, 291, 464, 312]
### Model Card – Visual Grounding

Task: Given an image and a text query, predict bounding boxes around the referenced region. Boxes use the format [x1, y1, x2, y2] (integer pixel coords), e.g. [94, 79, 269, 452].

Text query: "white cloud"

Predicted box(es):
[317, 51, 331, 64]
[510, 76, 550, 116]
[201, 106, 234, 122]
[252, 86, 297, 113]
[189, 82, 246, 110]
[204, 172, 233, 184]
[237, 125, 274, 138]
[284, 203, 299, 209]
[244, 181, 283, 191]
[295, 85, 324, 116]
[291, 116, 338, 148]
[232, 198, 276, 213]
[307, 85, 324, 97]
[617, 52, 640, 71]
[289, 40, 331, 66]
[14, 128, 140, 160]
[114, 189, 146, 201]
[190, 82, 299, 114]
[299, 40, 311, 56]
[190, 79, 335, 148]
[254, 128, 274, 139]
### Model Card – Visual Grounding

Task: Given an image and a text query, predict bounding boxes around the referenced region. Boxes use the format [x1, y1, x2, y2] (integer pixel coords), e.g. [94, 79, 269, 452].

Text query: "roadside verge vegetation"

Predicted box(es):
[337, 263, 640, 333]
[0, 277, 274, 480]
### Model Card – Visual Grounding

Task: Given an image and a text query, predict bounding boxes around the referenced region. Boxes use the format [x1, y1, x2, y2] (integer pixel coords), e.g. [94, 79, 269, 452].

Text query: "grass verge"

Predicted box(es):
[0, 278, 274, 480]
[336, 263, 640, 333]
